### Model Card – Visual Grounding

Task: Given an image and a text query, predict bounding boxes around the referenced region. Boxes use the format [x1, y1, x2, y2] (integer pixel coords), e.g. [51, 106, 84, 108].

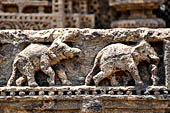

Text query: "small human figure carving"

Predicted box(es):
[150, 64, 159, 86]
[85, 40, 160, 86]
[7, 39, 82, 87]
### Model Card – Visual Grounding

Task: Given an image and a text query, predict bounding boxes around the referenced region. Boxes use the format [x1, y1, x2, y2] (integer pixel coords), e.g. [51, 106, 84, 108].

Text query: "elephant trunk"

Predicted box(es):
[64, 48, 82, 59]
[71, 48, 82, 57]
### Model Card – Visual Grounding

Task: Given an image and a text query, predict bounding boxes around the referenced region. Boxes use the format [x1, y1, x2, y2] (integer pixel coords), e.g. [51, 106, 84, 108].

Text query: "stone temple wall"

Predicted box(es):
[0, 0, 169, 29]
[1, 0, 170, 113]
[0, 28, 170, 112]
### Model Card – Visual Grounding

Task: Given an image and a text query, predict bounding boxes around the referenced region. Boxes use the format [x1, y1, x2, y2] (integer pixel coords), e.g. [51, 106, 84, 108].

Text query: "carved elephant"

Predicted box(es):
[85, 40, 160, 86]
[7, 39, 82, 87]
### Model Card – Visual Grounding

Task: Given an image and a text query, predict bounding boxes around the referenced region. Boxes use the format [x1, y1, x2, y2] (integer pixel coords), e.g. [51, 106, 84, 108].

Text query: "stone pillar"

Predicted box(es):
[80, 0, 88, 14]
[109, 0, 166, 28]
[0, 2, 3, 12]
[52, 0, 65, 28]
[68, 0, 72, 13]
[38, 6, 44, 13]
[75, 14, 80, 28]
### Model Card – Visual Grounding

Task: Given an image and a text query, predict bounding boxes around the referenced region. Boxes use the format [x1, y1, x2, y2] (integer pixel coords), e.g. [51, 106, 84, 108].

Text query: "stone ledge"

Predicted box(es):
[0, 86, 169, 101]
[0, 86, 170, 112]
[1, 28, 170, 44]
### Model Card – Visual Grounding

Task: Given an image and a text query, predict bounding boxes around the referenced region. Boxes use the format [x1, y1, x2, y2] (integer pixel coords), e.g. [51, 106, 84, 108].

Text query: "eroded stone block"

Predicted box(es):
[0, 28, 170, 112]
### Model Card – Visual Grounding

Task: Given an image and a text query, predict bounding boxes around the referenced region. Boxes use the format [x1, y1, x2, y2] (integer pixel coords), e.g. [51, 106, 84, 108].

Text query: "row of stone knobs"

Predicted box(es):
[0, 90, 169, 96]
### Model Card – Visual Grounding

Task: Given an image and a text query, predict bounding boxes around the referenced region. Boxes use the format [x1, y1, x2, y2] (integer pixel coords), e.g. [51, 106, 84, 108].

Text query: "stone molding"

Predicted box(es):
[0, 28, 170, 112]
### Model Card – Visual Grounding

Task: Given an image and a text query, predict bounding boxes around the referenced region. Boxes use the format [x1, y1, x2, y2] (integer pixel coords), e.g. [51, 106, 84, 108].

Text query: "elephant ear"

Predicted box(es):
[132, 51, 140, 58]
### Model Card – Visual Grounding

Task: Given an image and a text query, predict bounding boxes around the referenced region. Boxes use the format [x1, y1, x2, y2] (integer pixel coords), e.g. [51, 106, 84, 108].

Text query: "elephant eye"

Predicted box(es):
[142, 50, 145, 53]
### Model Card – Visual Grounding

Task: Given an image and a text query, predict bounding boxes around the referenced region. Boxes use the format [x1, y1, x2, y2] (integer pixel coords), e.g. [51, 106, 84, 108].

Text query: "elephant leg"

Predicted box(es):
[19, 61, 38, 87]
[40, 55, 55, 86]
[85, 69, 96, 86]
[7, 61, 18, 86]
[93, 68, 112, 86]
[85, 64, 98, 86]
[16, 76, 27, 86]
[57, 68, 72, 85]
[127, 63, 144, 86]
[122, 72, 132, 86]
[93, 71, 105, 86]
[109, 74, 119, 86]
[7, 68, 17, 86]
[56, 65, 72, 85]
[85, 73, 93, 86]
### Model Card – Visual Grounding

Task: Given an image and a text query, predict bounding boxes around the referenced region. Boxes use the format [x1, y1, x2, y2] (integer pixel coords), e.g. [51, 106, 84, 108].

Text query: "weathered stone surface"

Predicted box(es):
[0, 86, 170, 112]
[85, 40, 159, 86]
[0, 28, 170, 112]
[109, 0, 166, 28]
[7, 38, 82, 87]
[0, 0, 95, 29]
[0, 28, 169, 87]
[0, 0, 169, 29]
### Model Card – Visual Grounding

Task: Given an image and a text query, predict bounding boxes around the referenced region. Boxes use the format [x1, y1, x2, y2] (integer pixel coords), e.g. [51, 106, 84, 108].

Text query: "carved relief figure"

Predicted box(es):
[85, 40, 160, 86]
[7, 39, 82, 87]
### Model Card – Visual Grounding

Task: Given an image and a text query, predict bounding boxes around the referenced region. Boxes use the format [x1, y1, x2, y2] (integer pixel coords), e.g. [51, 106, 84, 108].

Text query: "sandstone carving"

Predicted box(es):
[0, 0, 95, 30]
[0, 0, 168, 30]
[109, 0, 165, 28]
[0, 28, 169, 113]
[85, 40, 160, 86]
[7, 39, 82, 87]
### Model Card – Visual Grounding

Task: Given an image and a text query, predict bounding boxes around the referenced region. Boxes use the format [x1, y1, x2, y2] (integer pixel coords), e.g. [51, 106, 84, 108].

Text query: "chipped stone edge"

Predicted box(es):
[0, 28, 170, 44]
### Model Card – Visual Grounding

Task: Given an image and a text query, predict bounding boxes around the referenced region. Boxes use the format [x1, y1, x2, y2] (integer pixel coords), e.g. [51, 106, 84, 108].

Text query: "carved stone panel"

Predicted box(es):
[85, 40, 160, 87]
[0, 28, 170, 112]
[0, 29, 168, 87]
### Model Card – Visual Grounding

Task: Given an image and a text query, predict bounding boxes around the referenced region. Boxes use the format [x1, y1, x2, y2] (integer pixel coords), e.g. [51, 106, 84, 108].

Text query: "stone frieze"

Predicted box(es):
[0, 28, 170, 112]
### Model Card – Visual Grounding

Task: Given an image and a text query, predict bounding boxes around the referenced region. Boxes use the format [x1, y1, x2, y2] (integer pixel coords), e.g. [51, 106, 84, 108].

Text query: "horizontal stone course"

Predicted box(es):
[0, 28, 170, 112]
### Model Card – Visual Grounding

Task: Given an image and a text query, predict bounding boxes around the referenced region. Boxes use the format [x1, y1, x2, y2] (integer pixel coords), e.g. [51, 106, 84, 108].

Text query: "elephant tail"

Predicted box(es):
[85, 52, 102, 86]
[7, 58, 19, 86]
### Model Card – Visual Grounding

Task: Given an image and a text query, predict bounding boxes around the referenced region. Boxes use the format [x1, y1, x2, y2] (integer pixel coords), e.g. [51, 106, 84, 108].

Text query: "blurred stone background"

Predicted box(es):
[0, 0, 169, 29]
